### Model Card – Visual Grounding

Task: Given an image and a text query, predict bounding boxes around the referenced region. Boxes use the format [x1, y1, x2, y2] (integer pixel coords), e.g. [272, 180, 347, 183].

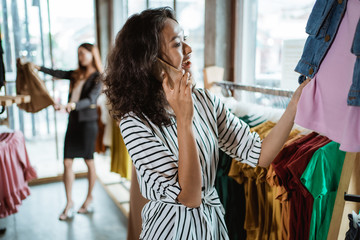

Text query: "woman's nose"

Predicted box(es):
[183, 42, 192, 55]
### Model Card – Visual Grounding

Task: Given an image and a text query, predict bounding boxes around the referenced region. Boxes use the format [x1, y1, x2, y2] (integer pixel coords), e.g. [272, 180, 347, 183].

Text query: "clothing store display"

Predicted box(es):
[16, 60, 54, 113]
[345, 212, 360, 240]
[0, 131, 37, 218]
[215, 150, 247, 240]
[228, 121, 300, 240]
[127, 165, 149, 240]
[111, 119, 132, 180]
[273, 132, 331, 240]
[120, 88, 262, 240]
[301, 142, 346, 240]
[295, 0, 360, 107]
[295, 0, 360, 152]
[39, 67, 101, 159]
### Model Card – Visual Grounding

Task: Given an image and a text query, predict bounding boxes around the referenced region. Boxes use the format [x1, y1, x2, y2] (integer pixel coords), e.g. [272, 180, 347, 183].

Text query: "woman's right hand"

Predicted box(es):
[162, 71, 194, 124]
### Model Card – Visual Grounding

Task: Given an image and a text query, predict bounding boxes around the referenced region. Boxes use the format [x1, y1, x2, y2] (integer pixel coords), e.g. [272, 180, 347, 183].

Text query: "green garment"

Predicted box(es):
[300, 142, 346, 240]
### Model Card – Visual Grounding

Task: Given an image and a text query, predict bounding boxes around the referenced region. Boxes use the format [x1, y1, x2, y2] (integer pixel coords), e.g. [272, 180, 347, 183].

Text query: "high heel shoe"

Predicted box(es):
[59, 205, 75, 221]
[77, 204, 94, 214]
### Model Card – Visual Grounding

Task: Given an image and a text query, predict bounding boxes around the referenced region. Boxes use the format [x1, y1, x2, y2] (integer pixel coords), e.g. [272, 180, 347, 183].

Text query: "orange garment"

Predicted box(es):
[228, 121, 301, 240]
[16, 59, 54, 113]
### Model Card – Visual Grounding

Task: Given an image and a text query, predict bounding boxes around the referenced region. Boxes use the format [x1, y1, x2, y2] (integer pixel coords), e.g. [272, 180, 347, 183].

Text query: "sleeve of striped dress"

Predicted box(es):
[120, 116, 181, 201]
[211, 92, 262, 167]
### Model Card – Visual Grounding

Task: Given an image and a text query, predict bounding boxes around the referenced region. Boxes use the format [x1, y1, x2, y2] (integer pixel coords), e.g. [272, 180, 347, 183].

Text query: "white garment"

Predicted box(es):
[70, 79, 86, 103]
[120, 88, 262, 240]
[97, 93, 112, 147]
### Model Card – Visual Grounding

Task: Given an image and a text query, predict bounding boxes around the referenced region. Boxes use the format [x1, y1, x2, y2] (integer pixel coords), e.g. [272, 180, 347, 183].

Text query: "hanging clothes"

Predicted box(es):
[295, 0, 360, 152]
[227, 121, 301, 240]
[215, 114, 265, 240]
[300, 141, 346, 240]
[15, 60, 54, 113]
[272, 132, 331, 240]
[111, 119, 132, 180]
[0, 131, 37, 218]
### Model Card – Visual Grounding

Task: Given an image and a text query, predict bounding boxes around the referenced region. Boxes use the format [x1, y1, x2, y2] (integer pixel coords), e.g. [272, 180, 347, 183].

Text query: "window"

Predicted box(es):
[0, 0, 95, 178]
[117, 0, 205, 84]
[239, 0, 314, 91]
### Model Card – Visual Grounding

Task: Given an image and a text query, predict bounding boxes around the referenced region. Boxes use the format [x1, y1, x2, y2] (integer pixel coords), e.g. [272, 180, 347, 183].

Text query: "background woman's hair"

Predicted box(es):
[72, 43, 103, 81]
[103, 7, 177, 127]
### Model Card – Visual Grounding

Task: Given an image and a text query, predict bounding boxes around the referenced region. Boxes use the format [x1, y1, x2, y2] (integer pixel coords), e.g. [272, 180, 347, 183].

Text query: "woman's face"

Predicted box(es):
[78, 47, 93, 68]
[161, 18, 192, 73]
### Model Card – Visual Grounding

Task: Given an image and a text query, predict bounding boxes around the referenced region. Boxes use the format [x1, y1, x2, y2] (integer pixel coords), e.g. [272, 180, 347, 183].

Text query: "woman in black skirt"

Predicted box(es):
[35, 43, 103, 220]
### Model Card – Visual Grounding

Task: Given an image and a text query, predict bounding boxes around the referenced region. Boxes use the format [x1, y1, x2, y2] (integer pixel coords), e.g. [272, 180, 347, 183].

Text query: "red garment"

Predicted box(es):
[272, 132, 331, 240]
[0, 131, 37, 218]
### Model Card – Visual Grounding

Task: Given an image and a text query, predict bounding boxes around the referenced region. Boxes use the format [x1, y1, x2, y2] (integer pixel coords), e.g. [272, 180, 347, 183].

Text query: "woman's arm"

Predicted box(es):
[74, 75, 102, 111]
[163, 71, 202, 208]
[257, 78, 310, 167]
[35, 65, 73, 80]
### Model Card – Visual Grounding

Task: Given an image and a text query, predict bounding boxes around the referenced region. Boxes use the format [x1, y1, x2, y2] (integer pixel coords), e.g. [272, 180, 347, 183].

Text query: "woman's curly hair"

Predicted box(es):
[103, 7, 177, 127]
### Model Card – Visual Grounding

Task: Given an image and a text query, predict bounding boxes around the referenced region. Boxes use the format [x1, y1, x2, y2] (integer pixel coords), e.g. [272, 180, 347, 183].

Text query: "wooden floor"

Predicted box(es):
[0, 178, 128, 240]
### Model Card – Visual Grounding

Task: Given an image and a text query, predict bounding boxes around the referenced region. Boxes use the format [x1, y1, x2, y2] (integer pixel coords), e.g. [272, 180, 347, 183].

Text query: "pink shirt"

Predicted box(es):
[295, 0, 360, 152]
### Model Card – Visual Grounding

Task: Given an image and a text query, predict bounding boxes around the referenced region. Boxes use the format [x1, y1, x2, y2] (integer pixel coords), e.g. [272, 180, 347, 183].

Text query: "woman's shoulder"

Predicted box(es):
[192, 87, 218, 107]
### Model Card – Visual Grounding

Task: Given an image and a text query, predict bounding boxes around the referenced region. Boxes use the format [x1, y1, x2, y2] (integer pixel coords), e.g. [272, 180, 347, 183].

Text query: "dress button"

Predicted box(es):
[338, 0, 343, 4]
[325, 35, 331, 42]
[309, 68, 314, 75]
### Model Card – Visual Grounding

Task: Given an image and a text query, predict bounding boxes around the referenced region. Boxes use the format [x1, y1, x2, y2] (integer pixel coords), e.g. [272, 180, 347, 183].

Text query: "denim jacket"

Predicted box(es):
[295, 0, 360, 106]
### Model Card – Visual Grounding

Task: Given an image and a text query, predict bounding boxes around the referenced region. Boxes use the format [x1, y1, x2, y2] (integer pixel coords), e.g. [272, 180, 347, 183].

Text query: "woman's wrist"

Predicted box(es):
[70, 102, 76, 111]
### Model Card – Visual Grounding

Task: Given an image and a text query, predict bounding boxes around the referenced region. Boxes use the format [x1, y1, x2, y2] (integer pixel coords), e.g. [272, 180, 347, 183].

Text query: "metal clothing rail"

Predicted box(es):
[213, 81, 294, 97]
[344, 192, 360, 203]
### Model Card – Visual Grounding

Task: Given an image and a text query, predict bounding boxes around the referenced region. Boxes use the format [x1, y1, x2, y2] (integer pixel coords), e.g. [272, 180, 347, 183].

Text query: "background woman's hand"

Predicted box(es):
[162, 71, 194, 124]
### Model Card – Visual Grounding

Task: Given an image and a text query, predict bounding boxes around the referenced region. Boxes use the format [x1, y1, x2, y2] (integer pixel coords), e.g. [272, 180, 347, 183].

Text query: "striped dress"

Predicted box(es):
[120, 88, 262, 240]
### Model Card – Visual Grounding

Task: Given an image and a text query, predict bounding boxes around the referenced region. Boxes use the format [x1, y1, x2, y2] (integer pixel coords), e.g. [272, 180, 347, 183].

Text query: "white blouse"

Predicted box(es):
[120, 88, 262, 240]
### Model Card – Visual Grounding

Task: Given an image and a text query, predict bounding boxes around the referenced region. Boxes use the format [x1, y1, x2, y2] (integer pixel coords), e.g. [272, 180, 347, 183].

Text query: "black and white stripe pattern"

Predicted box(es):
[120, 88, 262, 240]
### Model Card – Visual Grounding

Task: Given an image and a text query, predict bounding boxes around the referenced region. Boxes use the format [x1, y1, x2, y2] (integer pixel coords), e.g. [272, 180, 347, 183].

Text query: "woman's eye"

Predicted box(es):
[175, 42, 181, 47]
[183, 35, 188, 41]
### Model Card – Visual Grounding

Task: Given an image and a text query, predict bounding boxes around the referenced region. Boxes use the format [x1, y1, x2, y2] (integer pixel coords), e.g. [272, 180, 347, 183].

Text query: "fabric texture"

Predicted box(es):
[301, 142, 346, 240]
[273, 132, 331, 240]
[120, 88, 262, 240]
[0, 131, 37, 218]
[16, 60, 54, 113]
[295, 0, 360, 152]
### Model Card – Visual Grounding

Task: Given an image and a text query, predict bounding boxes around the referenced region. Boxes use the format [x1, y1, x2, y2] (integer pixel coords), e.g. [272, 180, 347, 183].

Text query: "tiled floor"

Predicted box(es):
[0, 178, 128, 240]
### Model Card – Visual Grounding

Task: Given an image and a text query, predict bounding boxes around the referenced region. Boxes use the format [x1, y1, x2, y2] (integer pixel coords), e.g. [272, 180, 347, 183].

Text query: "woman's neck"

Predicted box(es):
[84, 65, 97, 79]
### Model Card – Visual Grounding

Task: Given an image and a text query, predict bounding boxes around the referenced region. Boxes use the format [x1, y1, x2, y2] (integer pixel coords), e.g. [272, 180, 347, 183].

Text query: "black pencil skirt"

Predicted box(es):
[64, 111, 98, 160]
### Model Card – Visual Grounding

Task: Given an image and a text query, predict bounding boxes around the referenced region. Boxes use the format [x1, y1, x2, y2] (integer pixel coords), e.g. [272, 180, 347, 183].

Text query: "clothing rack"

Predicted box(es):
[0, 95, 31, 114]
[213, 81, 294, 97]
[344, 193, 360, 203]
[214, 81, 360, 240]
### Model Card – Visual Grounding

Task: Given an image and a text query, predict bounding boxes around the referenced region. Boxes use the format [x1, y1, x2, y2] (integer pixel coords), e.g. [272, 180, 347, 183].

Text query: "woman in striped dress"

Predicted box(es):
[103, 7, 309, 240]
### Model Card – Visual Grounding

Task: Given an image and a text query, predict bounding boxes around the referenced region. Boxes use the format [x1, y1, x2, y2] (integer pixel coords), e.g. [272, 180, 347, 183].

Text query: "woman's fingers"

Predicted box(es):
[162, 72, 172, 96]
[180, 72, 190, 94]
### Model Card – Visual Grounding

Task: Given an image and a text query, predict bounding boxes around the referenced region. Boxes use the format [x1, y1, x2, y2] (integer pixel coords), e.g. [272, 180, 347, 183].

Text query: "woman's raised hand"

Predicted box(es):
[162, 71, 194, 124]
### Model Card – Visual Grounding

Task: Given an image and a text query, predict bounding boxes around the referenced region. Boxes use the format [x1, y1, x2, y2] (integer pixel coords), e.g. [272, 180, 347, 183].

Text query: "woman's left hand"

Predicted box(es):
[65, 102, 76, 113]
